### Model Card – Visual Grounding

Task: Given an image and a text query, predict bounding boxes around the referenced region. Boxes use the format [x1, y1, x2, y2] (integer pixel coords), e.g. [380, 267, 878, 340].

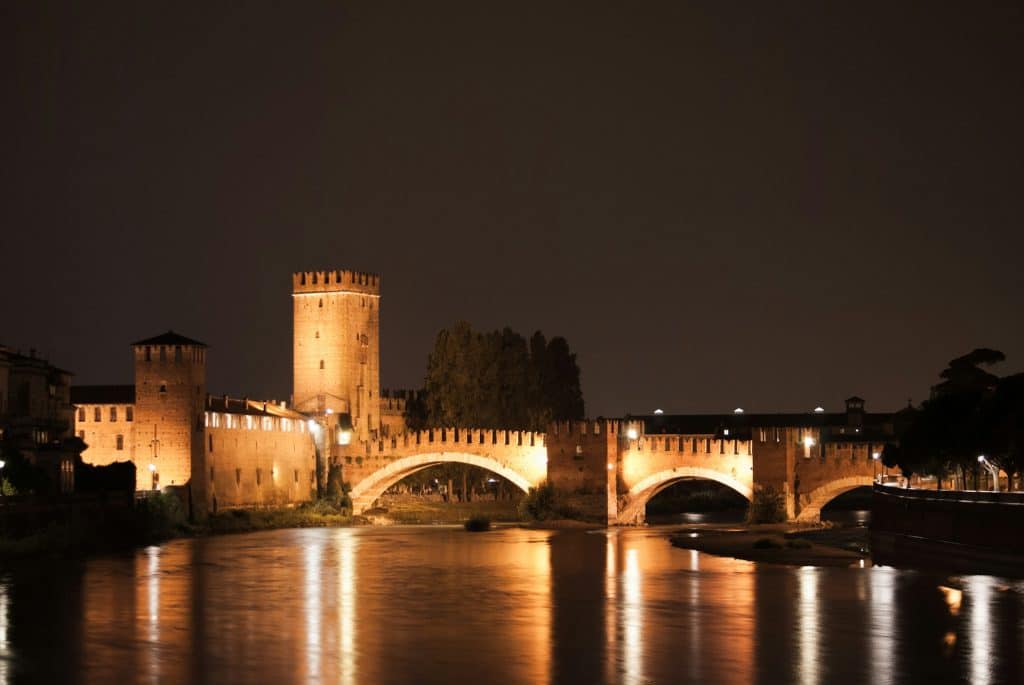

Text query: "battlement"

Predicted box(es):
[380, 389, 421, 413]
[292, 269, 381, 296]
[354, 426, 546, 455]
[548, 419, 629, 437]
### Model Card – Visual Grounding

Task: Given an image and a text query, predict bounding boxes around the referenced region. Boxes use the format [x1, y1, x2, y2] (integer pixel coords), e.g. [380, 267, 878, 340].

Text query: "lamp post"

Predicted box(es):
[978, 455, 1000, 493]
[872, 451, 880, 483]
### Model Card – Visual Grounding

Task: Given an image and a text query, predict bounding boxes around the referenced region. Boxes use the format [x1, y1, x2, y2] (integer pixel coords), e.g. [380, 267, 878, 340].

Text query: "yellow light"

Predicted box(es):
[608, 463, 615, 470]
[626, 428, 638, 440]
[803, 436, 816, 448]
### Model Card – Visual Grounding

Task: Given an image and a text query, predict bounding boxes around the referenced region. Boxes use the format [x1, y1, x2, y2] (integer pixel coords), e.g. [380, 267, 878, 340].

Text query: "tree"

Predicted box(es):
[884, 349, 1021, 490]
[409, 322, 585, 431]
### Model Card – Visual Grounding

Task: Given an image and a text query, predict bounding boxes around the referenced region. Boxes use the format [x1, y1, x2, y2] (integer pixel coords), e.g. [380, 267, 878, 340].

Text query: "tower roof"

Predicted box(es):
[131, 330, 208, 348]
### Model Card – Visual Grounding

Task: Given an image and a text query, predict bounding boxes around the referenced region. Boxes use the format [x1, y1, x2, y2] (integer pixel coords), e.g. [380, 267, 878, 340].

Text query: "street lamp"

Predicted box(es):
[978, 455, 1000, 493]
[148, 463, 157, 491]
[872, 451, 880, 483]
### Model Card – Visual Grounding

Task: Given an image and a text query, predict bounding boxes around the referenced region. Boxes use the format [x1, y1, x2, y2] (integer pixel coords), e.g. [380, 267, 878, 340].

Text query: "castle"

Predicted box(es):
[72, 269, 393, 512]
[72, 267, 895, 522]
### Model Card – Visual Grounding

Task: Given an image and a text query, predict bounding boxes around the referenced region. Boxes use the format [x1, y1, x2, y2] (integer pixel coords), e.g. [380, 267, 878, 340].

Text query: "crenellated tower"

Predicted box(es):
[131, 331, 207, 491]
[292, 269, 381, 442]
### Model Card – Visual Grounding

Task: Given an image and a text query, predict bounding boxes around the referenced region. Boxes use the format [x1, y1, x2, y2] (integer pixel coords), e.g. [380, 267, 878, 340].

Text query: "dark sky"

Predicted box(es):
[3, 2, 1022, 417]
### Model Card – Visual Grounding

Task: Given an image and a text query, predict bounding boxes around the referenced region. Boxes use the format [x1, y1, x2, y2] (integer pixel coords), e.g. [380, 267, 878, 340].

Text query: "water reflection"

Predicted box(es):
[0, 576, 9, 685]
[1, 527, 1024, 684]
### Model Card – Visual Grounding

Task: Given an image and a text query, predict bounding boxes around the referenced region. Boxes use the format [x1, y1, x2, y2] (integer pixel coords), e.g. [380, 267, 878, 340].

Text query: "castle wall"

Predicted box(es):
[292, 270, 381, 441]
[199, 414, 317, 511]
[75, 403, 136, 467]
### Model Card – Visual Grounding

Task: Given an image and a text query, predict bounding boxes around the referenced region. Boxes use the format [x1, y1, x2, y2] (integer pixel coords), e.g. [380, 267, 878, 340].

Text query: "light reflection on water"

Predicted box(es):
[1, 526, 1023, 684]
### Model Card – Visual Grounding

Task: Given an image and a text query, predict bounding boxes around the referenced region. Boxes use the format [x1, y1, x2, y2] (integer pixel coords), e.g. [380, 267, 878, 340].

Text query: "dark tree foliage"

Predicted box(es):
[405, 321, 584, 431]
[0, 441, 50, 495]
[883, 349, 1024, 489]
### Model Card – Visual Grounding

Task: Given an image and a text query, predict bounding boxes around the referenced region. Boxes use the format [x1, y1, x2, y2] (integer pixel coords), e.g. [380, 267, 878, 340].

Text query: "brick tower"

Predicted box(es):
[131, 331, 207, 491]
[292, 269, 381, 442]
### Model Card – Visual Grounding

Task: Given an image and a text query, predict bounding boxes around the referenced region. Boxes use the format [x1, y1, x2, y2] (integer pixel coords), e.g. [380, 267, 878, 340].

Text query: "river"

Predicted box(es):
[1, 525, 1022, 684]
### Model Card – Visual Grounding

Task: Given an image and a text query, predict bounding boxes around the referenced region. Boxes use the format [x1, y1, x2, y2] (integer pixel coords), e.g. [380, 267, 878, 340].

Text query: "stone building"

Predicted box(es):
[73, 331, 317, 512]
[0, 344, 78, 492]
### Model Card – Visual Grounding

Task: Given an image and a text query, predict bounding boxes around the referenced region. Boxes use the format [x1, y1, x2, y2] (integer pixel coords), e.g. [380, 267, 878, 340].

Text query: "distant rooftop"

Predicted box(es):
[131, 330, 208, 348]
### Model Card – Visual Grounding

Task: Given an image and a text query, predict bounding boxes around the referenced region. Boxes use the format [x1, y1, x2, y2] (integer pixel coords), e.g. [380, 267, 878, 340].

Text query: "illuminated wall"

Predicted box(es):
[292, 270, 381, 442]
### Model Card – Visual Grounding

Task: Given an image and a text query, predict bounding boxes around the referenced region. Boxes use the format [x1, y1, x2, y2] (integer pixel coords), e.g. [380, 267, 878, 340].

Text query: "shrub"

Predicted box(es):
[747, 485, 786, 524]
[753, 537, 782, 549]
[134, 492, 188, 541]
[464, 516, 491, 532]
[518, 482, 581, 521]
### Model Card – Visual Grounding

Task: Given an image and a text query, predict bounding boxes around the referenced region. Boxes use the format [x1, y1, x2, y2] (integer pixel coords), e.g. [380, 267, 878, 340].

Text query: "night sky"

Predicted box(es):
[3, 2, 1022, 418]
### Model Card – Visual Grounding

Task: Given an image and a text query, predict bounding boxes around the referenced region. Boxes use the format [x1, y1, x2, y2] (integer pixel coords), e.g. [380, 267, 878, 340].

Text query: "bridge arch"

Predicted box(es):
[794, 476, 874, 523]
[615, 467, 754, 525]
[348, 452, 535, 514]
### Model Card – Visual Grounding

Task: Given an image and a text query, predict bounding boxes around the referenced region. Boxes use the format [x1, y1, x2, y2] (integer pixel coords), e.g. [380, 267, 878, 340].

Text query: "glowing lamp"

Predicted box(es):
[654, 409, 664, 415]
[872, 452, 880, 460]
[803, 436, 816, 448]
[626, 428, 639, 440]
[813, 407, 825, 413]
[148, 463, 156, 472]
[733, 408, 744, 414]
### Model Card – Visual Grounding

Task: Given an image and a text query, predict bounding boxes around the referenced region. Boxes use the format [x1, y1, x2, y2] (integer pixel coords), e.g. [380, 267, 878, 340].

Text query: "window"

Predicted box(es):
[174, 346, 182, 362]
[126, 407, 133, 421]
[318, 299, 323, 308]
[310, 470, 315, 483]
[78, 430, 85, 440]
[315, 331, 319, 339]
[210, 467, 215, 481]
[144, 346, 151, 361]
[94, 407, 101, 422]
[78, 407, 85, 422]
[319, 360, 324, 370]
[256, 468, 262, 486]
[235, 468, 241, 485]
[208, 434, 213, 451]
[110, 406, 117, 422]
[159, 384, 167, 394]
[116, 435, 124, 451]
[294, 469, 299, 483]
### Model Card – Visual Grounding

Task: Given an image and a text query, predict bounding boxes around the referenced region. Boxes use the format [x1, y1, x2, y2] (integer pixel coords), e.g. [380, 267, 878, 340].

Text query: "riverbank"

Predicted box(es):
[0, 497, 357, 564]
[668, 523, 869, 567]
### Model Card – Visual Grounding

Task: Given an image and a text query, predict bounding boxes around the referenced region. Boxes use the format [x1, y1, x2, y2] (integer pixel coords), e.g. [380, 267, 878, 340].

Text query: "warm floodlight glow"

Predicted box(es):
[872, 452, 880, 460]
[626, 428, 639, 440]
[0, 460, 5, 469]
[733, 407, 744, 414]
[308, 419, 317, 431]
[977, 454, 986, 463]
[326, 408, 333, 415]
[813, 406, 825, 413]
[654, 408, 664, 415]
[337, 429, 351, 446]
[723, 429, 730, 436]
[803, 436, 816, 448]
[148, 463, 156, 472]
[608, 463, 615, 470]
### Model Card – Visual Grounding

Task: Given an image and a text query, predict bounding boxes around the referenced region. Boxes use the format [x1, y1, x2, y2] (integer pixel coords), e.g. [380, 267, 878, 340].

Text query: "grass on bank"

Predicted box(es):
[0, 494, 354, 562]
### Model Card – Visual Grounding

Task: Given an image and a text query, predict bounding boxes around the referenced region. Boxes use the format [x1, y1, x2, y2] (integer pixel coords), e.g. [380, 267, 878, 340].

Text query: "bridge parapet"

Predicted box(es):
[336, 426, 549, 513]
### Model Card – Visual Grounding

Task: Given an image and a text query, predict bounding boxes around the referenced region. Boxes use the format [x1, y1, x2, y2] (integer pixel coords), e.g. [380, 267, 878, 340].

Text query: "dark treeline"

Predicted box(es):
[883, 349, 1024, 490]
[404, 321, 584, 431]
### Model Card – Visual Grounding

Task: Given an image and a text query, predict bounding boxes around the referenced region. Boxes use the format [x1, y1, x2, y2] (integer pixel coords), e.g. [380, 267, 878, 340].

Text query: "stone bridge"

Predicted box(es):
[336, 421, 879, 524]
[335, 428, 548, 514]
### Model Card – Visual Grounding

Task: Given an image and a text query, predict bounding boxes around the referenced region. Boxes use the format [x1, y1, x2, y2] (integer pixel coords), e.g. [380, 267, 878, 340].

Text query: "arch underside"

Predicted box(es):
[349, 452, 535, 514]
[795, 476, 874, 522]
[617, 467, 754, 524]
